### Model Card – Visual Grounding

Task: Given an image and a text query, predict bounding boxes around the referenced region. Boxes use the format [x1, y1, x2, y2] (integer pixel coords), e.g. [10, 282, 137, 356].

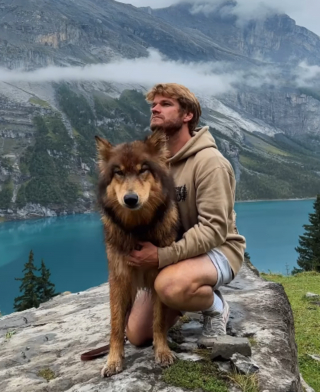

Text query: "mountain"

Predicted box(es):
[0, 0, 320, 221]
[146, 2, 320, 65]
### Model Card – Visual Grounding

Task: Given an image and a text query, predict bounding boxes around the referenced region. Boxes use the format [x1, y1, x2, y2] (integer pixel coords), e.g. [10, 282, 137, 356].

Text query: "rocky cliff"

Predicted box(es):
[1, 0, 320, 221]
[149, 3, 320, 65]
[0, 260, 313, 392]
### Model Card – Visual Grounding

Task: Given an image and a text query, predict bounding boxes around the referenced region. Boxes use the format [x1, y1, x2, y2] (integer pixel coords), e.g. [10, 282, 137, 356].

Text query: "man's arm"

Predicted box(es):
[158, 158, 235, 269]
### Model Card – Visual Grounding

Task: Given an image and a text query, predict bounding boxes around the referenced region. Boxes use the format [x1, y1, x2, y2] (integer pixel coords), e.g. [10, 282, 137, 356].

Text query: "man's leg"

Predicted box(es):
[127, 252, 233, 345]
[126, 290, 181, 347]
[154, 252, 232, 338]
[154, 254, 218, 311]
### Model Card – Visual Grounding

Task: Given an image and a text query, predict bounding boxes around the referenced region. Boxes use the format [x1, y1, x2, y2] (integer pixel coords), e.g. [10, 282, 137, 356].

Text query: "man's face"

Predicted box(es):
[150, 94, 184, 136]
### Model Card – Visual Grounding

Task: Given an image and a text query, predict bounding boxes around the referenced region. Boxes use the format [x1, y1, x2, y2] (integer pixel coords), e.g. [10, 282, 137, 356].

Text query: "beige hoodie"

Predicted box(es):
[158, 126, 246, 276]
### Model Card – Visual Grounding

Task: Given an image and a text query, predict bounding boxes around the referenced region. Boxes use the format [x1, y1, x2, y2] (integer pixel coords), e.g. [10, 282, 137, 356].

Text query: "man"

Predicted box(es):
[126, 83, 246, 346]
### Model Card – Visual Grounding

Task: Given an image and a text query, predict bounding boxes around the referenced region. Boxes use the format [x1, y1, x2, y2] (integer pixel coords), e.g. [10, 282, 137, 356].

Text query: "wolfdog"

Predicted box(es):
[95, 131, 179, 377]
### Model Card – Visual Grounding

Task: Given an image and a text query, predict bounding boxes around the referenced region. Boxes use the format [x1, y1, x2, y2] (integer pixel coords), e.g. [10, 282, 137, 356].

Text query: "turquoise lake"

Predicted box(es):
[0, 199, 315, 315]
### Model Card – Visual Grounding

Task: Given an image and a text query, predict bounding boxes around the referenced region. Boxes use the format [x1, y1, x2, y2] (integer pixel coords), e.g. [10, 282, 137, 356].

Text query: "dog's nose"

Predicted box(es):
[124, 193, 139, 208]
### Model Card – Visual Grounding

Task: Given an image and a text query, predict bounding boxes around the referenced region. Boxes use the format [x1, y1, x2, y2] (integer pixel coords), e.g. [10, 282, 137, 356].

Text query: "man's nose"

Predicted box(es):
[152, 104, 161, 113]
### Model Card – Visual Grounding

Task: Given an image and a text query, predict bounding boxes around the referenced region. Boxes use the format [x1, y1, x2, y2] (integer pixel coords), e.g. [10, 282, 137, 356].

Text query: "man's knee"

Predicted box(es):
[126, 321, 152, 347]
[154, 271, 194, 307]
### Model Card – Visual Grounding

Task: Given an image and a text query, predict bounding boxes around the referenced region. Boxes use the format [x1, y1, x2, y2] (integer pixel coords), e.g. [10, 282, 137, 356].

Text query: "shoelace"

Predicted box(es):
[203, 313, 226, 336]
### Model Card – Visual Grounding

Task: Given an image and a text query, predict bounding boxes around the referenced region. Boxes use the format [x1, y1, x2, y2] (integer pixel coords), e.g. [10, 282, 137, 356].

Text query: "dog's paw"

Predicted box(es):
[101, 359, 123, 378]
[155, 349, 176, 367]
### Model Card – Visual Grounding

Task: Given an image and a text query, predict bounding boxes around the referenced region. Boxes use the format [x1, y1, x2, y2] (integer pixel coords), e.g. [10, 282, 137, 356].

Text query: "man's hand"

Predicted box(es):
[128, 242, 159, 268]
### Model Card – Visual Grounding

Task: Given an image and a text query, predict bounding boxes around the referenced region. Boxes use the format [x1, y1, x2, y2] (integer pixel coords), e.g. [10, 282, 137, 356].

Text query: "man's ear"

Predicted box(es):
[145, 131, 169, 162]
[183, 111, 194, 123]
[95, 135, 113, 162]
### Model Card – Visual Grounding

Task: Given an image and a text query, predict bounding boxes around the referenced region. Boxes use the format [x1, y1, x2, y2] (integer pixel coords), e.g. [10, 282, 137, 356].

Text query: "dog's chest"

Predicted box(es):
[133, 267, 158, 290]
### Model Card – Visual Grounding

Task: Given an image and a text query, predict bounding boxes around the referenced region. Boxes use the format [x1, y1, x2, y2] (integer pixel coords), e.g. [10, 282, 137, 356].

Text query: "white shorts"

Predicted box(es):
[207, 248, 234, 290]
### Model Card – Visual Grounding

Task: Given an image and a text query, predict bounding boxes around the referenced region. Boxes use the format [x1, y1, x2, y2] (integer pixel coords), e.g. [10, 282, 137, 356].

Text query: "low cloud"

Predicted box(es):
[0, 49, 317, 95]
[0, 49, 243, 96]
[294, 61, 320, 87]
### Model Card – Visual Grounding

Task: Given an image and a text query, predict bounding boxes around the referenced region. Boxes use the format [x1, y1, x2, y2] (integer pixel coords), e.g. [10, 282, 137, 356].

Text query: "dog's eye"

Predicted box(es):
[139, 166, 149, 174]
[114, 170, 124, 176]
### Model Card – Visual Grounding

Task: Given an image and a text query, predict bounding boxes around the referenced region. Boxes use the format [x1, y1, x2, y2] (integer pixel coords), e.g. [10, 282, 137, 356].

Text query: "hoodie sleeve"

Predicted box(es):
[157, 157, 235, 269]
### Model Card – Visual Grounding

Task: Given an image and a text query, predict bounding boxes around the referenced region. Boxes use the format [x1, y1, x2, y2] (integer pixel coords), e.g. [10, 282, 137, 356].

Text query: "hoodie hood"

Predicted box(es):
[169, 126, 217, 164]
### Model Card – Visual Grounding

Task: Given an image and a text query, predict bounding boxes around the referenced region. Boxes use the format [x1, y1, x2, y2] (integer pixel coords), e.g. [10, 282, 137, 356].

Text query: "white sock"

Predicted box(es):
[203, 292, 223, 314]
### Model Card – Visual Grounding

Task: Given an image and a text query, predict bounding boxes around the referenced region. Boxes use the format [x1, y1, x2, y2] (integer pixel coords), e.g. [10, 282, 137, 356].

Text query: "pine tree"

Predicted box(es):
[295, 195, 320, 272]
[14, 250, 40, 311]
[244, 251, 251, 260]
[36, 259, 56, 303]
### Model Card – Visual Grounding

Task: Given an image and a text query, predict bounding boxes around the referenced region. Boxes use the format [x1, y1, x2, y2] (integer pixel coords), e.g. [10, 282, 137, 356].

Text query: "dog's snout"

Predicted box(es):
[124, 193, 139, 208]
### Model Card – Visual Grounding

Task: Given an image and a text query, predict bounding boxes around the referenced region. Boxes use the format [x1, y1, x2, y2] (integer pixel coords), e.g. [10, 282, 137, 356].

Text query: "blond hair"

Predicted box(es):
[145, 83, 202, 134]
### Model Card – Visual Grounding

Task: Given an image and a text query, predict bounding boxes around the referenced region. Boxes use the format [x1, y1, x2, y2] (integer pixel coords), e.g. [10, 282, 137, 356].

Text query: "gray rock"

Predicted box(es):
[305, 292, 320, 298]
[230, 353, 259, 375]
[197, 335, 251, 359]
[0, 262, 304, 392]
[307, 354, 320, 362]
[300, 374, 315, 392]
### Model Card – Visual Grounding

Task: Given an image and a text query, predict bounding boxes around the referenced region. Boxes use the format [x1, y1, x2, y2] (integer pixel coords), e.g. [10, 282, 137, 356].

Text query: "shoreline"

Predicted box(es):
[235, 197, 316, 204]
[0, 197, 316, 224]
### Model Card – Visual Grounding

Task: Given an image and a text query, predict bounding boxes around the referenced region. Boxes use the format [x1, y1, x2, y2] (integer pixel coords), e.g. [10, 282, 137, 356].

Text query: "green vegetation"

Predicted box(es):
[37, 368, 56, 382]
[262, 272, 320, 391]
[294, 195, 320, 273]
[14, 250, 57, 312]
[29, 97, 50, 108]
[94, 89, 150, 145]
[14, 250, 40, 311]
[228, 373, 259, 392]
[0, 177, 13, 209]
[236, 149, 320, 200]
[243, 131, 291, 157]
[18, 114, 79, 206]
[16, 184, 26, 208]
[56, 84, 97, 166]
[5, 330, 16, 340]
[56, 84, 150, 174]
[0, 157, 13, 172]
[162, 357, 259, 392]
[162, 359, 229, 392]
[37, 259, 56, 303]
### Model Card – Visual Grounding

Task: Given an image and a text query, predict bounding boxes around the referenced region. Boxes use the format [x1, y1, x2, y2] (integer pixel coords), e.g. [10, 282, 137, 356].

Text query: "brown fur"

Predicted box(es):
[95, 131, 179, 378]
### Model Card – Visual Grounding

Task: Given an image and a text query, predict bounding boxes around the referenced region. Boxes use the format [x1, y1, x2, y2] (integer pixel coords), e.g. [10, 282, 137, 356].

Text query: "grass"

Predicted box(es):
[37, 368, 56, 382]
[227, 373, 259, 392]
[243, 132, 291, 157]
[162, 359, 229, 392]
[261, 271, 320, 391]
[29, 97, 50, 108]
[5, 330, 16, 340]
[163, 348, 259, 392]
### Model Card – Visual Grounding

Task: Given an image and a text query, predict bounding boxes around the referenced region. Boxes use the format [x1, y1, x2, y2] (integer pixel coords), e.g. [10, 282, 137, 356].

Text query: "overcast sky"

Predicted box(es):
[118, 0, 320, 36]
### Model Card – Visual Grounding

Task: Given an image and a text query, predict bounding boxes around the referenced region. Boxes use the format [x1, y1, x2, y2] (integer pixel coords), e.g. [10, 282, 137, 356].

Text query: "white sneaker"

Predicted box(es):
[201, 290, 230, 337]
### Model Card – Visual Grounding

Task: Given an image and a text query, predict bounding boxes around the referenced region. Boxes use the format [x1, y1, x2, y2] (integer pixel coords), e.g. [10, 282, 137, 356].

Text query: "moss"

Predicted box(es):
[162, 359, 229, 392]
[5, 330, 16, 340]
[179, 314, 191, 324]
[248, 337, 258, 347]
[168, 340, 181, 352]
[37, 368, 56, 382]
[193, 348, 212, 360]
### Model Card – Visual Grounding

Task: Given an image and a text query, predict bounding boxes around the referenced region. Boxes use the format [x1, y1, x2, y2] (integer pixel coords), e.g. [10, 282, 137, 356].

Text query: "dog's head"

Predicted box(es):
[96, 132, 174, 221]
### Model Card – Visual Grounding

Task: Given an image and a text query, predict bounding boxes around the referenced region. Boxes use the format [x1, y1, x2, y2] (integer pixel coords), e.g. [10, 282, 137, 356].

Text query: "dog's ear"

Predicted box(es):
[95, 135, 113, 161]
[145, 131, 169, 162]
